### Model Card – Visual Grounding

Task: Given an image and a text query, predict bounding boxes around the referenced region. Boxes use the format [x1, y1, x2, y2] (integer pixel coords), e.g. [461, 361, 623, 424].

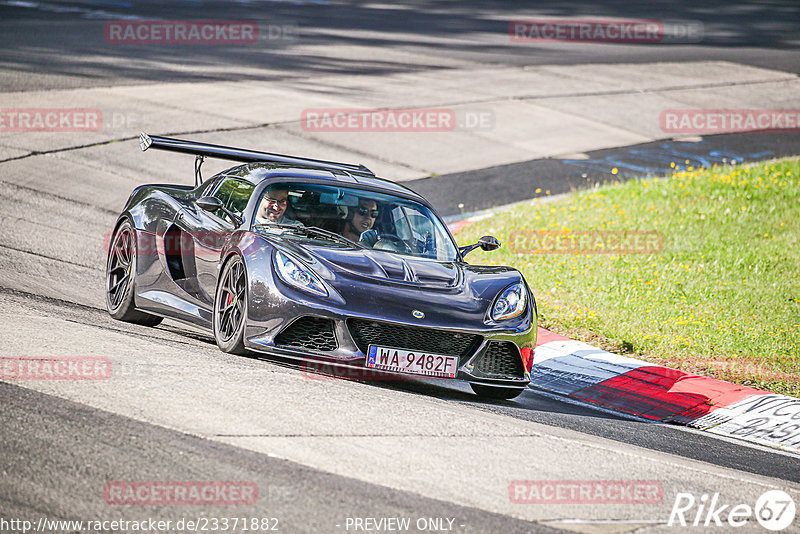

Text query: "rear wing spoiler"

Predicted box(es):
[139, 132, 374, 185]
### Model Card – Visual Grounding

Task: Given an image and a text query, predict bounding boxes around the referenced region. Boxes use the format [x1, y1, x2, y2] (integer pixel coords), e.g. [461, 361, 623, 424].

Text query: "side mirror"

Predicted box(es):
[459, 235, 501, 258]
[196, 196, 242, 226]
[478, 235, 501, 251]
[196, 196, 223, 212]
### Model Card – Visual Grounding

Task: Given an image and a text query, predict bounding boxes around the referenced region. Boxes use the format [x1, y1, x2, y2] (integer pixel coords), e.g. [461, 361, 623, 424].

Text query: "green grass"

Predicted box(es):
[456, 158, 800, 397]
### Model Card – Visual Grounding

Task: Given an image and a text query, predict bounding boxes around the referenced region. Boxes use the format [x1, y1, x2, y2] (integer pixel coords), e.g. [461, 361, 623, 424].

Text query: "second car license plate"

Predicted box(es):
[365, 345, 459, 378]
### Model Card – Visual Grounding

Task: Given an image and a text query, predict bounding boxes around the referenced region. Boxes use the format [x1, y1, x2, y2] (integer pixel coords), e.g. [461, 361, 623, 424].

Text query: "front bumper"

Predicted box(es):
[245, 313, 534, 388]
[241, 246, 536, 388]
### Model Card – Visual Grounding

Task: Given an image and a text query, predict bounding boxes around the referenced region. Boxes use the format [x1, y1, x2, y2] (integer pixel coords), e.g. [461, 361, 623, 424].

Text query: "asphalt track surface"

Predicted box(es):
[1, 381, 559, 533]
[1, 0, 799, 93]
[2, 1, 800, 532]
[411, 131, 800, 217]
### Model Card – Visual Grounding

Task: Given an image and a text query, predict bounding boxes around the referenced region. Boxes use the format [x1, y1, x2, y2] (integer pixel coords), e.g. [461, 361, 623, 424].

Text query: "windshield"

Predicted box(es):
[251, 182, 458, 262]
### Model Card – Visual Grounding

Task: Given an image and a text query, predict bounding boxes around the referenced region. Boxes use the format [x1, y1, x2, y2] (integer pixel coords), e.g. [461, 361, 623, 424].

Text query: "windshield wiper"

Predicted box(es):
[295, 225, 360, 246]
[253, 224, 361, 247]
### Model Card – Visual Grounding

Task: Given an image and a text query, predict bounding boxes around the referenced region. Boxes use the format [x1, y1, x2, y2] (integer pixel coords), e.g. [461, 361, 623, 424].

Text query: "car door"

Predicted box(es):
[178, 176, 255, 306]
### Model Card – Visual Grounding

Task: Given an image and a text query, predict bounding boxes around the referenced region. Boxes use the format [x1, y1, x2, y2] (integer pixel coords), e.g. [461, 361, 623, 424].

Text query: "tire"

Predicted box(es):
[213, 255, 248, 354]
[105, 219, 163, 327]
[470, 383, 524, 400]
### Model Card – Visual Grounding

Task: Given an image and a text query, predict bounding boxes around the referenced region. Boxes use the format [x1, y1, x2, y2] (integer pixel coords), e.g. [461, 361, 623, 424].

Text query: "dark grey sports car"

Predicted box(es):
[105, 133, 537, 399]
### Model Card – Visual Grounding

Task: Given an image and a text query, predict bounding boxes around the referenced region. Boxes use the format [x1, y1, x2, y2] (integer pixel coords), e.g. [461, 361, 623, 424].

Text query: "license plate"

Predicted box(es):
[365, 345, 459, 378]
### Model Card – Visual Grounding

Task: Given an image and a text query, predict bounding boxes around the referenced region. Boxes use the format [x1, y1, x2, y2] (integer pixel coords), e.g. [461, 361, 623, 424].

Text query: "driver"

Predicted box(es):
[341, 198, 379, 243]
[255, 188, 302, 226]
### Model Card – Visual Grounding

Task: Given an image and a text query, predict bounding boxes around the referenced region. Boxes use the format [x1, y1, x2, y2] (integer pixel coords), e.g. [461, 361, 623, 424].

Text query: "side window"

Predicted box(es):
[197, 178, 219, 197]
[390, 206, 413, 240]
[390, 205, 438, 258]
[211, 178, 255, 221]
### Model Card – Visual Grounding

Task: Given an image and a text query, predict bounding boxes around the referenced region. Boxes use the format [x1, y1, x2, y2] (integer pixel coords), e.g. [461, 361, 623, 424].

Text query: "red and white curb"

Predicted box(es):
[447, 217, 799, 455]
[532, 327, 800, 455]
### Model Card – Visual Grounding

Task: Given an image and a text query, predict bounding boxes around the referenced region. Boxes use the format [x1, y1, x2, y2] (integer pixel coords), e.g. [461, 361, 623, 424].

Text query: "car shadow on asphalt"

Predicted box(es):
[153, 319, 641, 421]
[238, 347, 642, 422]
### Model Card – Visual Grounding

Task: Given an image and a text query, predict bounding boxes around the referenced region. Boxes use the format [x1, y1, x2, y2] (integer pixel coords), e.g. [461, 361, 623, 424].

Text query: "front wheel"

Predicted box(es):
[470, 383, 524, 400]
[105, 219, 162, 326]
[213, 255, 248, 354]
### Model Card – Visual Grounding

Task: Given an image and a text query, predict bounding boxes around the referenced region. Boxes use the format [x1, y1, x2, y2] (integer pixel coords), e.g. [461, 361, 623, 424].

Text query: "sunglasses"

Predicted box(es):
[357, 206, 379, 218]
[265, 197, 288, 207]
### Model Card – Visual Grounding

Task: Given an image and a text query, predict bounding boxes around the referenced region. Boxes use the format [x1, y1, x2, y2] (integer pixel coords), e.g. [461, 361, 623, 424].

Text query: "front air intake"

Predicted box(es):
[347, 319, 482, 359]
[475, 342, 524, 379]
[274, 317, 338, 352]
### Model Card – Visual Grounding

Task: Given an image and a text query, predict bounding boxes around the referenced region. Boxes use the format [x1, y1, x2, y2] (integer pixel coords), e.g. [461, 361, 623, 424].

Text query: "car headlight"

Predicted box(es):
[491, 282, 527, 321]
[274, 250, 328, 297]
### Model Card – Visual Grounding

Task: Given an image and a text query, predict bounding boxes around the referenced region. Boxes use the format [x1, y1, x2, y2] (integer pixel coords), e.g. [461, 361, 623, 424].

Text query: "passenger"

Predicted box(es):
[255, 188, 302, 226]
[341, 198, 379, 243]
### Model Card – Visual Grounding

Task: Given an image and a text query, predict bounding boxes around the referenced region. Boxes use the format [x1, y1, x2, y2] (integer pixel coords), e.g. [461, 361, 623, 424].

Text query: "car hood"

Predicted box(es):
[249, 233, 531, 329]
[290, 241, 462, 289]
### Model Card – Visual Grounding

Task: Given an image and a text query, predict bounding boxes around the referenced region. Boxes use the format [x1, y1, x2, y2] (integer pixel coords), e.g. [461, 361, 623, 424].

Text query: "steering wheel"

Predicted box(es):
[373, 234, 412, 254]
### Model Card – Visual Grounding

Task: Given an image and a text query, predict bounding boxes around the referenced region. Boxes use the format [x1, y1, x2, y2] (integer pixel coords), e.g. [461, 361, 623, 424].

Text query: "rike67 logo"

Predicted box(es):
[669, 490, 796, 531]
